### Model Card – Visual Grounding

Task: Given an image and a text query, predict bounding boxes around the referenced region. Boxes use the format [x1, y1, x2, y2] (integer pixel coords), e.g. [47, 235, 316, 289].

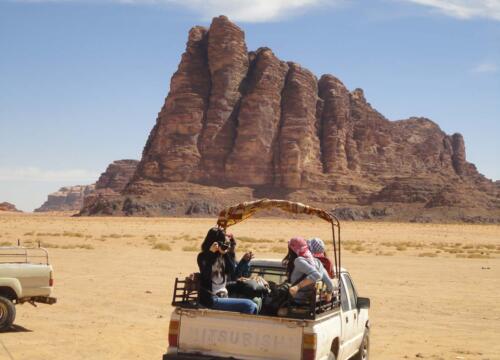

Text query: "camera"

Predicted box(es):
[217, 240, 231, 251]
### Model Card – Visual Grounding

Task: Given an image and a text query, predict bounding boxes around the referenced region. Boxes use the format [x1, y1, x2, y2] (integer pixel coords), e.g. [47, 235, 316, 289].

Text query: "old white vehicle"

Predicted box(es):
[163, 199, 370, 360]
[0, 245, 56, 330]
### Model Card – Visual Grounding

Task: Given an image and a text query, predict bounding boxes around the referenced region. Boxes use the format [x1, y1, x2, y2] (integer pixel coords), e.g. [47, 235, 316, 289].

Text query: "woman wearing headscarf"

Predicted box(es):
[307, 237, 334, 278]
[282, 237, 333, 304]
[197, 227, 257, 314]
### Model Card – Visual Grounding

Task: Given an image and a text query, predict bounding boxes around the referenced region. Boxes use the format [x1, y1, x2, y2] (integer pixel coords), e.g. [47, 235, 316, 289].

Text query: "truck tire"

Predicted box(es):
[0, 296, 16, 331]
[352, 328, 369, 360]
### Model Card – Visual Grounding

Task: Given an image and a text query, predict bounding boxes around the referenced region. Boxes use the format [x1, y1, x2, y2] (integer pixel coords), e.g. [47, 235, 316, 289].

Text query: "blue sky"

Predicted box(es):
[0, 0, 499, 211]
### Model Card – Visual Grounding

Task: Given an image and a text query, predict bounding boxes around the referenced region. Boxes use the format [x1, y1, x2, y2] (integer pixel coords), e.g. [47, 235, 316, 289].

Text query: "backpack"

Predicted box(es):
[260, 272, 309, 316]
[260, 281, 291, 316]
[227, 278, 269, 298]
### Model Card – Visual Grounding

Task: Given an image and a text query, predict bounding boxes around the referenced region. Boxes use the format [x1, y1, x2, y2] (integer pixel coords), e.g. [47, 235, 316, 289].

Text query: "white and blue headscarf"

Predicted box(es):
[307, 237, 326, 255]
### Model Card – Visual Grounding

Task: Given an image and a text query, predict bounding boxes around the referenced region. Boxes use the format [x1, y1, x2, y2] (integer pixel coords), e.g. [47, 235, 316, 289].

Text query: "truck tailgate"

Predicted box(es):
[177, 309, 304, 360]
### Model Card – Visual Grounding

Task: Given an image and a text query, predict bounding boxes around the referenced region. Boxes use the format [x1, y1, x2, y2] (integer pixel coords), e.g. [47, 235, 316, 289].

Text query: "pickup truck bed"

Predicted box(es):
[0, 246, 56, 330]
[0, 263, 53, 299]
[167, 307, 341, 360]
[164, 260, 370, 360]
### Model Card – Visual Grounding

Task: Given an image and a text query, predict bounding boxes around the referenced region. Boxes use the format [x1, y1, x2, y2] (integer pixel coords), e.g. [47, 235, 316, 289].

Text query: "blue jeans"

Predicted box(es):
[212, 296, 258, 314]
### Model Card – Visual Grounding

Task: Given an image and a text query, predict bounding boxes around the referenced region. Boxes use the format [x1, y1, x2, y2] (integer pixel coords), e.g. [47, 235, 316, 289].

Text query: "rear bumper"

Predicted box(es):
[34, 296, 57, 305]
[163, 353, 236, 360]
[19, 296, 57, 305]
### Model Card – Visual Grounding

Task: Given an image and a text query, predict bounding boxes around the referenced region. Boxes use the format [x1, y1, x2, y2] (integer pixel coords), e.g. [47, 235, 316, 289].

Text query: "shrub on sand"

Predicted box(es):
[353, 245, 366, 252]
[238, 236, 273, 244]
[418, 252, 437, 258]
[60, 244, 94, 250]
[62, 231, 85, 238]
[37, 232, 61, 237]
[182, 245, 198, 252]
[465, 253, 490, 259]
[269, 245, 285, 253]
[153, 243, 172, 251]
[375, 251, 394, 256]
[42, 242, 60, 248]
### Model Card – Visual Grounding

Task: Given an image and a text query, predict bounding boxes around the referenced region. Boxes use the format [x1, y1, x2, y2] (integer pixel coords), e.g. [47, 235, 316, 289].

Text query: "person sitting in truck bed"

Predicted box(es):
[307, 237, 334, 278]
[283, 237, 334, 304]
[197, 227, 258, 315]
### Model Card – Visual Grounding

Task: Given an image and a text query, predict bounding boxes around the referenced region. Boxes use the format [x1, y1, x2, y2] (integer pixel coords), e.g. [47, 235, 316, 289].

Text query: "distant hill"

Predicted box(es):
[35, 185, 96, 212]
[36, 160, 138, 213]
[0, 202, 21, 212]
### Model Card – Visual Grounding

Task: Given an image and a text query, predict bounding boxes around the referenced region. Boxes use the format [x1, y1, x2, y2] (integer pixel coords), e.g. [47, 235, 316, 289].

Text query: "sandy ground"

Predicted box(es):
[0, 212, 499, 360]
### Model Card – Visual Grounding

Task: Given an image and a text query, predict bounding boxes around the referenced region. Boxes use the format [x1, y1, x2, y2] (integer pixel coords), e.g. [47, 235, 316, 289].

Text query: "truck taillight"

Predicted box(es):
[49, 271, 54, 287]
[168, 319, 180, 347]
[302, 333, 317, 360]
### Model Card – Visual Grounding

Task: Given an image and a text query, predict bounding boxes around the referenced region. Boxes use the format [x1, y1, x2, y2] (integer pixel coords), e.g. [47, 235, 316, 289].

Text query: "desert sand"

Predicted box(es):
[0, 212, 499, 360]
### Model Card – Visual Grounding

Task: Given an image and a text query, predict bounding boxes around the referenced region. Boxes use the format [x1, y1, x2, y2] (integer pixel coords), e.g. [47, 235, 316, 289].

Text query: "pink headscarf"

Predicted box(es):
[288, 237, 315, 264]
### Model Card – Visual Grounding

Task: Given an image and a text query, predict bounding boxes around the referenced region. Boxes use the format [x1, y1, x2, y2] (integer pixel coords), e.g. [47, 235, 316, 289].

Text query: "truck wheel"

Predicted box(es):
[352, 329, 369, 360]
[0, 296, 16, 331]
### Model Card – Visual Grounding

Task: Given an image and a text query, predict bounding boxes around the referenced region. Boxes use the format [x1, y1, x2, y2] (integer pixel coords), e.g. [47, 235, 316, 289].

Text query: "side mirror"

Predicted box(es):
[357, 297, 370, 310]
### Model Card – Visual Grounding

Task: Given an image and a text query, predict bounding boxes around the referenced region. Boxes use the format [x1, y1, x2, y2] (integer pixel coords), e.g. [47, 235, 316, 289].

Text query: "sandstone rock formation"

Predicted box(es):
[35, 185, 95, 212]
[80, 159, 139, 214]
[225, 48, 288, 185]
[277, 63, 323, 189]
[80, 16, 499, 222]
[95, 160, 138, 193]
[36, 160, 139, 213]
[136, 27, 210, 182]
[199, 16, 249, 180]
[0, 202, 21, 212]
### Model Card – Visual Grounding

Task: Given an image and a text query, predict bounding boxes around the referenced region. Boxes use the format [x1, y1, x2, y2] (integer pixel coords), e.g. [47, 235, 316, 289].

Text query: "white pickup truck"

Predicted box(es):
[163, 259, 370, 360]
[0, 246, 57, 330]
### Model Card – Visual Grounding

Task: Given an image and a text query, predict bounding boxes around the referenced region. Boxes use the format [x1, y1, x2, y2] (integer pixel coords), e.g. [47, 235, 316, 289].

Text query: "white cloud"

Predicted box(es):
[0, 167, 99, 182]
[472, 61, 498, 73]
[165, 0, 332, 22]
[12, 0, 338, 22]
[405, 0, 500, 21]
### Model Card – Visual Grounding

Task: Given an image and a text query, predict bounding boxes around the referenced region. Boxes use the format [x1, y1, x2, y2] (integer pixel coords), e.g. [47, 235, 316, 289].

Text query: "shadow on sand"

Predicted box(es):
[0, 324, 33, 333]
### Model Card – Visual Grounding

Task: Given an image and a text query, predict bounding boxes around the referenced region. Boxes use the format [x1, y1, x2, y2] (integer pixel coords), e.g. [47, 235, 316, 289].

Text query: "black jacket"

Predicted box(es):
[197, 251, 248, 307]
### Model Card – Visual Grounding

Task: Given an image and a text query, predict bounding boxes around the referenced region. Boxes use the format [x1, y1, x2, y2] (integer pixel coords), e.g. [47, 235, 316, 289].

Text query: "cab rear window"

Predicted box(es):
[250, 266, 287, 284]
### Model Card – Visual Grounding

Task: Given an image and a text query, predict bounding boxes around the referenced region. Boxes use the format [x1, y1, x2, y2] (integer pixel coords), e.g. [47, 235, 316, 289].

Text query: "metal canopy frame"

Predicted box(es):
[216, 199, 341, 279]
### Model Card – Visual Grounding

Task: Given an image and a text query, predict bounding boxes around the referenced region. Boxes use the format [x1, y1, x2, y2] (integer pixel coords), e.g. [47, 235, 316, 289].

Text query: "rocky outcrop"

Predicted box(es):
[136, 26, 210, 182]
[277, 63, 323, 189]
[199, 16, 249, 180]
[0, 202, 21, 212]
[96, 159, 138, 193]
[80, 181, 253, 217]
[79, 16, 499, 222]
[35, 185, 95, 212]
[36, 159, 138, 213]
[318, 75, 352, 173]
[225, 48, 288, 185]
[79, 159, 139, 214]
[450, 133, 467, 176]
